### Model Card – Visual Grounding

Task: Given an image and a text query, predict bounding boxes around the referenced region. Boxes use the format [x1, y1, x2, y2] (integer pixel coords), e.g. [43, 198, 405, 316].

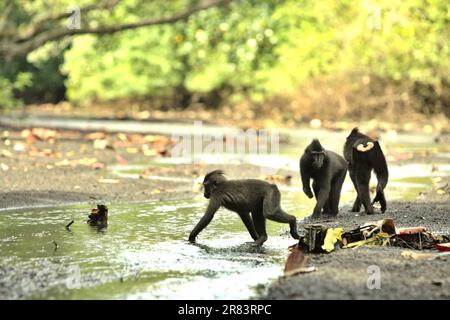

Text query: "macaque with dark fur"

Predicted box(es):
[343, 128, 389, 215]
[300, 139, 347, 219]
[189, 170, 300, 245]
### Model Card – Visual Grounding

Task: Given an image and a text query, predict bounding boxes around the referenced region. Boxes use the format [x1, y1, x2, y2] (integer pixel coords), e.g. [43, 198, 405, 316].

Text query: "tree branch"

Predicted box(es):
[18, 0, 122, 42]
[0, 2, 15, 36]
[1, 0, 232, 59]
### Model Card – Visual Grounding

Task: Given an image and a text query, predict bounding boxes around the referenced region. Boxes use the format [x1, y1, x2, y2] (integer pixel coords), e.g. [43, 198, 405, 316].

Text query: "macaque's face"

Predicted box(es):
[202, 179, 216, 199]
[311, 151, 325, 170]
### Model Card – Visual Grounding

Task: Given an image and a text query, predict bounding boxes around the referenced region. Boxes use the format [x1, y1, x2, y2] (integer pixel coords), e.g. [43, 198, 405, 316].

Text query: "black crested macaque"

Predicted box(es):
[344, 128, 389, 215]
[188, 170, 300, 245]
[300, 139, 347, 219]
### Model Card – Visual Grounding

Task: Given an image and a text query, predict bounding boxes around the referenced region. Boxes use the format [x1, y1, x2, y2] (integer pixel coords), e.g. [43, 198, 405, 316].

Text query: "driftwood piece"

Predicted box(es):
[87, 204, 108, 228]
[65, 220, 74, 230]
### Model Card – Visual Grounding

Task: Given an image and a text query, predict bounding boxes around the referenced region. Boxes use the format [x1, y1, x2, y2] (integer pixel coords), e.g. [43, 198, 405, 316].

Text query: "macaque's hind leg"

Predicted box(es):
[322, 200, 331, 215]
[238, 211, 259, 241]
[313, 182, 330, 215]
[327, 170, 346, 216]
[312, 182, 328, 217]
[372, 189, 387, 213]
[263, 186, 299, 240]
[379, 191, 387, 213]
[269, 208, 300, 240]
[251, 210, 267, 246]
[349, 169, 361, 212]
[356, 168, 374, 215]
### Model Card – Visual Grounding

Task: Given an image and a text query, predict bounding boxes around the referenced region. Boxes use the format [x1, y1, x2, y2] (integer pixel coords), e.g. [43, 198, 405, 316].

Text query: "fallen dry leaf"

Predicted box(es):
[143, 148, 157, 156]
[398, 227, 427, 235]
[1, 150, 13, 158]
[116, 154, 128, 164]
[284, 266, 317, 277]
[98, 178, 119, 184]
[284, 245, 316, 277]
[20, 129, 36, 144]
[86, 132, 106, 140]
[78, 157, 98, 166]
[20, 128, 58, 144]
[92, 162, 105, 170]
[151, 188, 161, 194]
[1, 163, 9, 171]
[116, 133, 128, 142]
[55, 159, 71, 166]
[32, 128, 58, 142]
[401, 251, 435, 260]
[93, 139, 108, 150]
[126, 147, 139, 154]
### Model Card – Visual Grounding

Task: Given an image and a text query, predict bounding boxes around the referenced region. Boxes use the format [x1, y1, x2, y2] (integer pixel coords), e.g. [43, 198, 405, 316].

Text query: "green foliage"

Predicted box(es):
[61, 0, 449, 104]
[0, 72, 33, 109]
[62, 0, 285, 103]
[1, 0, 449, 113]
[0, 77, 17, 109]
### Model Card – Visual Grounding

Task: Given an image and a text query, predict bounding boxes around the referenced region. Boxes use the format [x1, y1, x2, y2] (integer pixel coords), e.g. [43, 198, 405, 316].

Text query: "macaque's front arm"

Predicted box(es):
[188, 198, 220, 242]
[300, 157, 313, 198]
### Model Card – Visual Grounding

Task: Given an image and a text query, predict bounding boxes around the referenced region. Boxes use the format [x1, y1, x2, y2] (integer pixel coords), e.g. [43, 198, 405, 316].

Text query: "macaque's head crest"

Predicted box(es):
[202, 170, 227, 199]
[347, 127, 360, 139]
[306, 139, 326, 170]
[309, 139, 324, 152]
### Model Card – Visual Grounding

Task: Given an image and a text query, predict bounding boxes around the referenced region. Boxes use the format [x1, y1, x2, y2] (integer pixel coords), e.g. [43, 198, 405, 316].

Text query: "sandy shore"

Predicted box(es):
[266, 200, 450, 300]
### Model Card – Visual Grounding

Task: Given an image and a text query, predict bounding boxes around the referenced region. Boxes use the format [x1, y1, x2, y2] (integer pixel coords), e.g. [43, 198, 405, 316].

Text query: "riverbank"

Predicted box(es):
[1, 117, 449, 212]
[265, 200, 450, 300]
[0, 125, 295, 210]
[5, 103, 450, 135]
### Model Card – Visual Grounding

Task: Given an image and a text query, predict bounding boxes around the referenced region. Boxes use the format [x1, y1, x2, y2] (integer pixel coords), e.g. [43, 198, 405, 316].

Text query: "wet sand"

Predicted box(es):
[0, 127, 291, 210]
[266, 200, 450, 300]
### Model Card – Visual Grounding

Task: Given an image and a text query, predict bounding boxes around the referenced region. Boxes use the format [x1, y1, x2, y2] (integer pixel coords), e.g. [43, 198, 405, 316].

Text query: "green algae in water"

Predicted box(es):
[0, 199, 296, 300]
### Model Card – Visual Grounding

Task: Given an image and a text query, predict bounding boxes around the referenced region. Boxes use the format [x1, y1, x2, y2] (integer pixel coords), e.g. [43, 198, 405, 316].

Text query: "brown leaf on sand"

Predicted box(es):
[1, 150, 13, 158]
[85, 132, 106, 140]
[401, 251, 435, 260]
[21, 128, 58, 143]
[116, 154, 128, 164]
[92, 162, 105, 170]
[284, 245, 317, 277]
[116, 133, 128, 142]
[93, 139, 108, 149]
[21, 129, 37, 144]
[31, 128, 58, 142]
[98, 178, 119, 184]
